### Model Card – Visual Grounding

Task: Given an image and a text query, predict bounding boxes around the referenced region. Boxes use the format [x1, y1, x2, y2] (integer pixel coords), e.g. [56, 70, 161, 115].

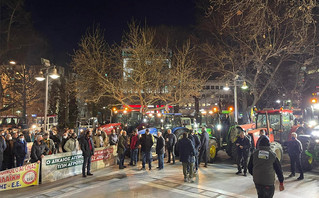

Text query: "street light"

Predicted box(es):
[276, 99, 281, 104]
[223, 83, 230, 91]
[35, 59, 60, 132]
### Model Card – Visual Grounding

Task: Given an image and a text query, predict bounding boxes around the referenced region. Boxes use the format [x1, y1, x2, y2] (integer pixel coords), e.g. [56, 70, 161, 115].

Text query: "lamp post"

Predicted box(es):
[223, 75, 249, 124]
[35, 58, 60, 132]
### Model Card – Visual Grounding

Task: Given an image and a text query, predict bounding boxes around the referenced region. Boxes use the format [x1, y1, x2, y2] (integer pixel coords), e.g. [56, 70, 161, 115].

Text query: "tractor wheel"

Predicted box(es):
[207, 139, 218, 163]
[299, 135, 313, 171]
[270, 142, 283, 162]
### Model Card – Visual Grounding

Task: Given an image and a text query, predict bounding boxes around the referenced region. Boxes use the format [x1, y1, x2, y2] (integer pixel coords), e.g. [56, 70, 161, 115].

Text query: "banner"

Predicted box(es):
[42, 145, 116, 183]
[0, 163, 39, 191]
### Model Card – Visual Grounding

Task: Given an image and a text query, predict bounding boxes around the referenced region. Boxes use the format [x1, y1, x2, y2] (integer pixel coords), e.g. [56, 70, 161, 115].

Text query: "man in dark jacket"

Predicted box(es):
[130, 129, 139, 166]
[30, 135, 49, 184]
[3, 134, 14, 170]
[80, 130, 95, 177]
[191, 130, 201, 173]
[0, 134, 7, 170]
[117, 130, 128, 169]
[13, 134, 27, 167]
[199, 127, 209, 167]
[178, 133, 196, 182]
[235, 131, 251, 176]
[61, 132, 69, 152]
[139, 129, 154, 170]
[287, 132, 304, 180]
[156, 131, 165, 170]
[256, 129, 269, 149]
[165, 129, 176, 164]
[248, 137, 284, 198]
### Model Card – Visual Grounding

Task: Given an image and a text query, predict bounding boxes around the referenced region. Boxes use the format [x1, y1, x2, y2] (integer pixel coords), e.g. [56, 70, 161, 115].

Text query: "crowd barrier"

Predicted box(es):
[0, 145, 117, 190]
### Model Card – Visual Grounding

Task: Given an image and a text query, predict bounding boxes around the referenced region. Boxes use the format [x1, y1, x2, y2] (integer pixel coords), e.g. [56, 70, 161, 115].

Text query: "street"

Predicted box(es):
[1, 151, 318, 198]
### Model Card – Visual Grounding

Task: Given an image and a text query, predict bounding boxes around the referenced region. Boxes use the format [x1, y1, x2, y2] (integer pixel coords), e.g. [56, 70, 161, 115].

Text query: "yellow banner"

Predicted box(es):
[0, 163, 39, 191]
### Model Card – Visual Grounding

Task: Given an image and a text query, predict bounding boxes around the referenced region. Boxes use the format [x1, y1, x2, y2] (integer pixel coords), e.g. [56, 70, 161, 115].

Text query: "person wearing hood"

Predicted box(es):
[248, 137, 284, 198]
[13, 134, 27, 167]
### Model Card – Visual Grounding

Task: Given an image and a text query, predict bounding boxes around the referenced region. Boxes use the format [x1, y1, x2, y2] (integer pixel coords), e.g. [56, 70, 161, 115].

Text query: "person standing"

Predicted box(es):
[0, 134, 7, 170]
[51, 130, 61, 152]
[109, 129, 118, 146]
[235, 131, 251, 176]
[64, 133, 80, 152]
[191, 130, 201, 173]
[93, 130, 104, 148]
[117, 130, 128, 169]
[80, 130, 95, 177]
[30, 135, 49, 184]
[248, 137, 284, 198]
[3, 134, 14, 170]
[129, 129, 139, 166]
[287, 132, 304, 180]
[165, 129, 176, 164]
[139, 129, 154, 170]
[199, 127, 209, 168]
[13, 134, 27, 167]
[43, 133, 56, 155]
[61, 133, 69, 152]
[156, 131, 165, 170]
[178, 133, 196, 182]
[256, 129, 269, 149]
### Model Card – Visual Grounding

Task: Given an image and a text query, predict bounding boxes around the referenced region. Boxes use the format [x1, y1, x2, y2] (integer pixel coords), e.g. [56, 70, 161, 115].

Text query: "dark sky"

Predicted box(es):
[26, 0, 196, 66]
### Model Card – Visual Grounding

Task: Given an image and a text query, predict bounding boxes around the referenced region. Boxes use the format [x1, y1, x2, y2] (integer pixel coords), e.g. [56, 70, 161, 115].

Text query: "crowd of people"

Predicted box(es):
[0, 125, 306, 198]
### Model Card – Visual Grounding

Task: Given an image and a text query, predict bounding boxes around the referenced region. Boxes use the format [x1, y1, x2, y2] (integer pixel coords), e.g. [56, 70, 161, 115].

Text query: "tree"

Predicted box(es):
[72, 22, 204, 113]
[200, 0, 317, 120]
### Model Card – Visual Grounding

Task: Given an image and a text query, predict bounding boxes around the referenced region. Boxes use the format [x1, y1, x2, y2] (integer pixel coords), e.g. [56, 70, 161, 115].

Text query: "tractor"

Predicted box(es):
[298, 125, 319, 171]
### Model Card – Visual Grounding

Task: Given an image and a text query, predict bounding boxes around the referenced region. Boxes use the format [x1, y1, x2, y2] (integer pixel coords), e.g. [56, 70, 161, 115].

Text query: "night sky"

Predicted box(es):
[25, 0, 196, 66]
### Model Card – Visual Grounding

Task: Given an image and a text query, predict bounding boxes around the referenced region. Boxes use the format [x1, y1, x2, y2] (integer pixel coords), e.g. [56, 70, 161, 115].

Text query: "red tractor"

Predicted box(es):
[246, 108, 301, 161]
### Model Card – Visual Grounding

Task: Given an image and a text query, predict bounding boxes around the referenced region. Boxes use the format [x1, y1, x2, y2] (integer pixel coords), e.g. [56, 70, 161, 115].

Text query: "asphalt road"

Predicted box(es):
[1, 151, 318, 198]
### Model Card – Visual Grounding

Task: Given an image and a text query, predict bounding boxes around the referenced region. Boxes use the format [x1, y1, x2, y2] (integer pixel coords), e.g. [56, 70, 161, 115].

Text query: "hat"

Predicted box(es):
[259, 136, 270, 146]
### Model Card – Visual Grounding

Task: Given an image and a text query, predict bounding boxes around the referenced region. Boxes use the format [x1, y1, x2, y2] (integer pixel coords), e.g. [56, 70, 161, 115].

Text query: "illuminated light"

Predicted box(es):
[143, 119, 147, 122]
[309, 120, 317, 127]
[149, 113, 153, 117]
[276, 100, 281, 104]
[35, 71, 45, 81]
[157, 113, 162, 117]
[114, 111, 118, 114]
[49, 68, 60, 79]
[123, 110, 127, 114]
[209, 111, 213, 114]
[223, 83, 230, 91]
[241, 81, 248, 90]
[9, 60, 16, 65]
[160, 119, 164, 123]
[229, 107, 234, 112]
[216, 124, 222, 131]
[213, 107, 218, 112]
[32, 124, 37, 129]
[311, 98, 318, 103]
[311, 130, 319, 137]
[112, 107, 117, 111]
[314, 103, 319, 110]
[202, 111, 207, 115]
[124, 107, 128, 111]
[103, 107, 106, 109]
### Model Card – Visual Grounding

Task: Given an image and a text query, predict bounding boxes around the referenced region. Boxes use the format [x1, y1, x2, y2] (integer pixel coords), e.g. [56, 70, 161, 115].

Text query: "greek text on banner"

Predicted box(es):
[0, 163, 39, 191]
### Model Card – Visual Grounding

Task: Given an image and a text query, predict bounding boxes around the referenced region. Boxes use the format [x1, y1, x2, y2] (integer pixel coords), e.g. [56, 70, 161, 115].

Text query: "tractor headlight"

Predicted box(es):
[309, 120, 317, 128]
[216, 124, 222, 131]
[311, 130, 319, 137]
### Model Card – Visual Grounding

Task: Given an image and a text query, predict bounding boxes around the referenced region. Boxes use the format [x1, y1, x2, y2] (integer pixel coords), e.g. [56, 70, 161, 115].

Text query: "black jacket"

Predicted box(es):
[30, 141, 49, 163]
[4, 140, 14, 160]
[200, 131, 209, 150]
[13, 139, 27, 159]
[140, 133, 154, 152]
[80, 136, 95, 157]
[192, 134, 201, 154]
[156, 136, 165, 155]
[178, 137, 195, 163]
[287, 138, 303, 157]
[235, 136, 251, 154]
[165, 133, 176, 149]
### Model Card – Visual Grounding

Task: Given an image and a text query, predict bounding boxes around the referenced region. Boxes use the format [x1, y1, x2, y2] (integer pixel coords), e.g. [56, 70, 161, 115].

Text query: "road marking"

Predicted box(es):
[148, 177, 248, 198]
[138, 180, 209, 198]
